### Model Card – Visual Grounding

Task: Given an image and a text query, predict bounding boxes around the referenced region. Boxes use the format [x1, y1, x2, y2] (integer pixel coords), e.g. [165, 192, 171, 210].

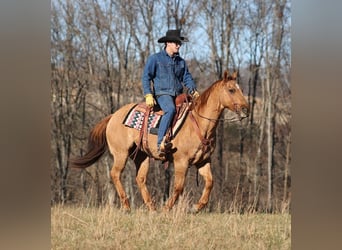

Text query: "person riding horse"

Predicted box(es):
[142, 29, 199, 156]
[71, 70, 249, 212]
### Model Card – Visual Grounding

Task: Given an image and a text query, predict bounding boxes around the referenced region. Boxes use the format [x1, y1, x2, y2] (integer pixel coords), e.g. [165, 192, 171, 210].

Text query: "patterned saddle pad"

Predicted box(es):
[123, 103, 189, 135]
[123, 104, 161, 134]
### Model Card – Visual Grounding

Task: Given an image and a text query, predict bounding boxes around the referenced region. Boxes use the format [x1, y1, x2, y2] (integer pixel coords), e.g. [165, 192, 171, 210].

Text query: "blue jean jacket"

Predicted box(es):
[142, 49, 196, 97]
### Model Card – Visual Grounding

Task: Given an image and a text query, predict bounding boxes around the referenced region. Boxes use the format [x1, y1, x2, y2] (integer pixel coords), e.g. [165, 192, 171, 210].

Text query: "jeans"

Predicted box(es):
[156, 95, 176, 147]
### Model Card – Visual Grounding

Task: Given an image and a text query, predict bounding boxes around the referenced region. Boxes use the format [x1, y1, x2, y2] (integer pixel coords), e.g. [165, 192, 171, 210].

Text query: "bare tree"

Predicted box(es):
[262, 0, 289, 211]
[51, 0, 89, 203]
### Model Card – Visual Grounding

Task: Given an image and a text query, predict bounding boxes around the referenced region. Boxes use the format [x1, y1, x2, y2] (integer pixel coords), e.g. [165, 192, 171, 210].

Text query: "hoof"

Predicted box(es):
[148, 205, 157, 212]
[162, 205, 171, 212]
[189, 205, 199, 214]
[120, 206, 131, 214]
[120, 209, 131, 214]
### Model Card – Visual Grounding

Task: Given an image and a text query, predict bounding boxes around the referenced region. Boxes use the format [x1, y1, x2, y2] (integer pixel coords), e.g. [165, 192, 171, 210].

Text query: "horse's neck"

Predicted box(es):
[192, 94, 223, 138]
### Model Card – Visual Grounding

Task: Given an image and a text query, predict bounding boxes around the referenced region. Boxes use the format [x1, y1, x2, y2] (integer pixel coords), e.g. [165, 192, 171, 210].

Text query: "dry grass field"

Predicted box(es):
[51, 198, 290, 250]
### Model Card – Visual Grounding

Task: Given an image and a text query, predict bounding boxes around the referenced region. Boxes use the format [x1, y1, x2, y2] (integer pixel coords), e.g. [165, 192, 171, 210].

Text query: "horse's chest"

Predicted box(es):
[191, 141, 215, 164]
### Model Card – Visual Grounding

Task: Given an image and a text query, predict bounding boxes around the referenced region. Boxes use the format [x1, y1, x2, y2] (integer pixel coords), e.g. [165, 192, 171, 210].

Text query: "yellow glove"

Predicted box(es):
[192, 90, 200, 99]
[145, 94, 156, 108]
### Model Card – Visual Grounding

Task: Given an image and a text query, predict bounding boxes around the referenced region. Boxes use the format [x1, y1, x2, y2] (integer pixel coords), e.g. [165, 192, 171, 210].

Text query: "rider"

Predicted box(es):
[142, 29, 199, 156]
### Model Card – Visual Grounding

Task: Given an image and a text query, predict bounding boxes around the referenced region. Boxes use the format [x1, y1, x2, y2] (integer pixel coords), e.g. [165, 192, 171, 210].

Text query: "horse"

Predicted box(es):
[70, 71, 249, 213]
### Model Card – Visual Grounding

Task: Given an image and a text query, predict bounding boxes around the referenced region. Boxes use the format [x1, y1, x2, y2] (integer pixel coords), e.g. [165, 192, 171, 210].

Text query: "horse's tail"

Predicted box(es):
[69, 115, 112, 169]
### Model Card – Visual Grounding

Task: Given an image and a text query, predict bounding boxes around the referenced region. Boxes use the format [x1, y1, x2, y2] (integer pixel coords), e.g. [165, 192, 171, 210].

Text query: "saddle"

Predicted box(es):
[133, 93, 192, 157]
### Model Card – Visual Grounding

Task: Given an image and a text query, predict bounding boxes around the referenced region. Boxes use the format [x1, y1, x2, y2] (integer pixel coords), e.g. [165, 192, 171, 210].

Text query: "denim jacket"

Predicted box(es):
[142, 50, 196, 97]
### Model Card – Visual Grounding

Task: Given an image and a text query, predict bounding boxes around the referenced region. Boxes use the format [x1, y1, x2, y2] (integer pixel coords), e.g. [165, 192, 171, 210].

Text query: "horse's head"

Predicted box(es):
[219, 71, 249, 120]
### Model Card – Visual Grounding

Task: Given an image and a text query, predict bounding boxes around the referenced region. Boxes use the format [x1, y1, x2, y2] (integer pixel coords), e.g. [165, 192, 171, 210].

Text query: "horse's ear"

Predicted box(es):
[232, 71, 238, 80]
[223, 70, 229, 81]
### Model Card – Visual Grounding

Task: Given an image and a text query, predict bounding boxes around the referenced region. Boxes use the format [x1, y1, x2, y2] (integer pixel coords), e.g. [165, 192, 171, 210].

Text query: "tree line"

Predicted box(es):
[51, 0, 291, 213]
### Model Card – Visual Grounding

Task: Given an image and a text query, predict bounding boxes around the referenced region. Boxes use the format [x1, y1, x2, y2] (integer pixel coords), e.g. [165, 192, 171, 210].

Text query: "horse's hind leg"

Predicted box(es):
[192, 162, 213, 213]
[110, 153, 130, 211]
[134, 154, 156, 211]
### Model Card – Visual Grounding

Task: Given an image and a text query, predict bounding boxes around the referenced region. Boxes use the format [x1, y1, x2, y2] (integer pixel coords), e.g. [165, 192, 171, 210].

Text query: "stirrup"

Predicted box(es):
[157, 148, 166, 157]
[160, 141, 172, 153]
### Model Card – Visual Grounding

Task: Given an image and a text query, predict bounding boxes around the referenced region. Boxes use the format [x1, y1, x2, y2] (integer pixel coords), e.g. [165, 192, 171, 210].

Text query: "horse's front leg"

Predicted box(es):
[164, 161, 188, 211]
[191, 162, 213, 213]
[135, 155, 156, 211]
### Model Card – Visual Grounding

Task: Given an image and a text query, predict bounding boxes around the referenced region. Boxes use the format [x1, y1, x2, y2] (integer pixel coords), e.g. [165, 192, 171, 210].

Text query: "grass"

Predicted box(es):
[51, 198, 291, 250]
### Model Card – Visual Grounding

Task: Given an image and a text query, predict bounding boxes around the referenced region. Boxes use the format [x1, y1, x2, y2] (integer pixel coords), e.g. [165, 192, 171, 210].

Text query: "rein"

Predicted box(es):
[188, 94, 244, 155]
[191, 105, 242, 123]
[189, 111, 211, 151]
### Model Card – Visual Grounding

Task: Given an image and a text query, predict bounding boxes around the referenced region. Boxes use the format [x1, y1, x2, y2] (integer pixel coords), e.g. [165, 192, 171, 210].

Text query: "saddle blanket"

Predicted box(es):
[123, 103, 189, 135]
[123, 104, 161, 133]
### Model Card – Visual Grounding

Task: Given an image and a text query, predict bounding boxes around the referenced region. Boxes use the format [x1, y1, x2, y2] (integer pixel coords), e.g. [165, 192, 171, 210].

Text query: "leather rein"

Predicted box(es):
[191, 105, 243, 123]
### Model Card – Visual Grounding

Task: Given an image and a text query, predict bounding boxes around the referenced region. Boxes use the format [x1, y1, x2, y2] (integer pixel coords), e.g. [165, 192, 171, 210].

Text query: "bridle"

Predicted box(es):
[187, 81, 248, 154]
[190, 85, 246, 123]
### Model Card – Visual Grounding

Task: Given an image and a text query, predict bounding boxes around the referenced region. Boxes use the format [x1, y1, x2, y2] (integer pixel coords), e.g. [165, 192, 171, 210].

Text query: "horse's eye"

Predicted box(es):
[229, 88, 236, 94]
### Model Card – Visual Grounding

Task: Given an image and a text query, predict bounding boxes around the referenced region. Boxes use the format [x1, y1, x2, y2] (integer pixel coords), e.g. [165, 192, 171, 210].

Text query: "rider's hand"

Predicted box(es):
[192, 90, 200, 99]
[145, 94, 156, 108]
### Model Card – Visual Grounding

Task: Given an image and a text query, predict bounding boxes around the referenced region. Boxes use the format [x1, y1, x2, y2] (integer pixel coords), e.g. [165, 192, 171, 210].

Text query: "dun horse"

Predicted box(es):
[70, 71, 249, 212]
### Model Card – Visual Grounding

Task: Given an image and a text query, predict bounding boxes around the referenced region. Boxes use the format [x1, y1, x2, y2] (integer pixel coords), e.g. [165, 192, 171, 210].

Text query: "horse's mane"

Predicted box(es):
[193, 78, 223, 110]
[194, 71, 238, 110]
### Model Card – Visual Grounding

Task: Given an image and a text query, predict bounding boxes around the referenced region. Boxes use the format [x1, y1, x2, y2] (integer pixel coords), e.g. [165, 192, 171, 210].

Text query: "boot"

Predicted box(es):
[159, 136, 172, 153]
